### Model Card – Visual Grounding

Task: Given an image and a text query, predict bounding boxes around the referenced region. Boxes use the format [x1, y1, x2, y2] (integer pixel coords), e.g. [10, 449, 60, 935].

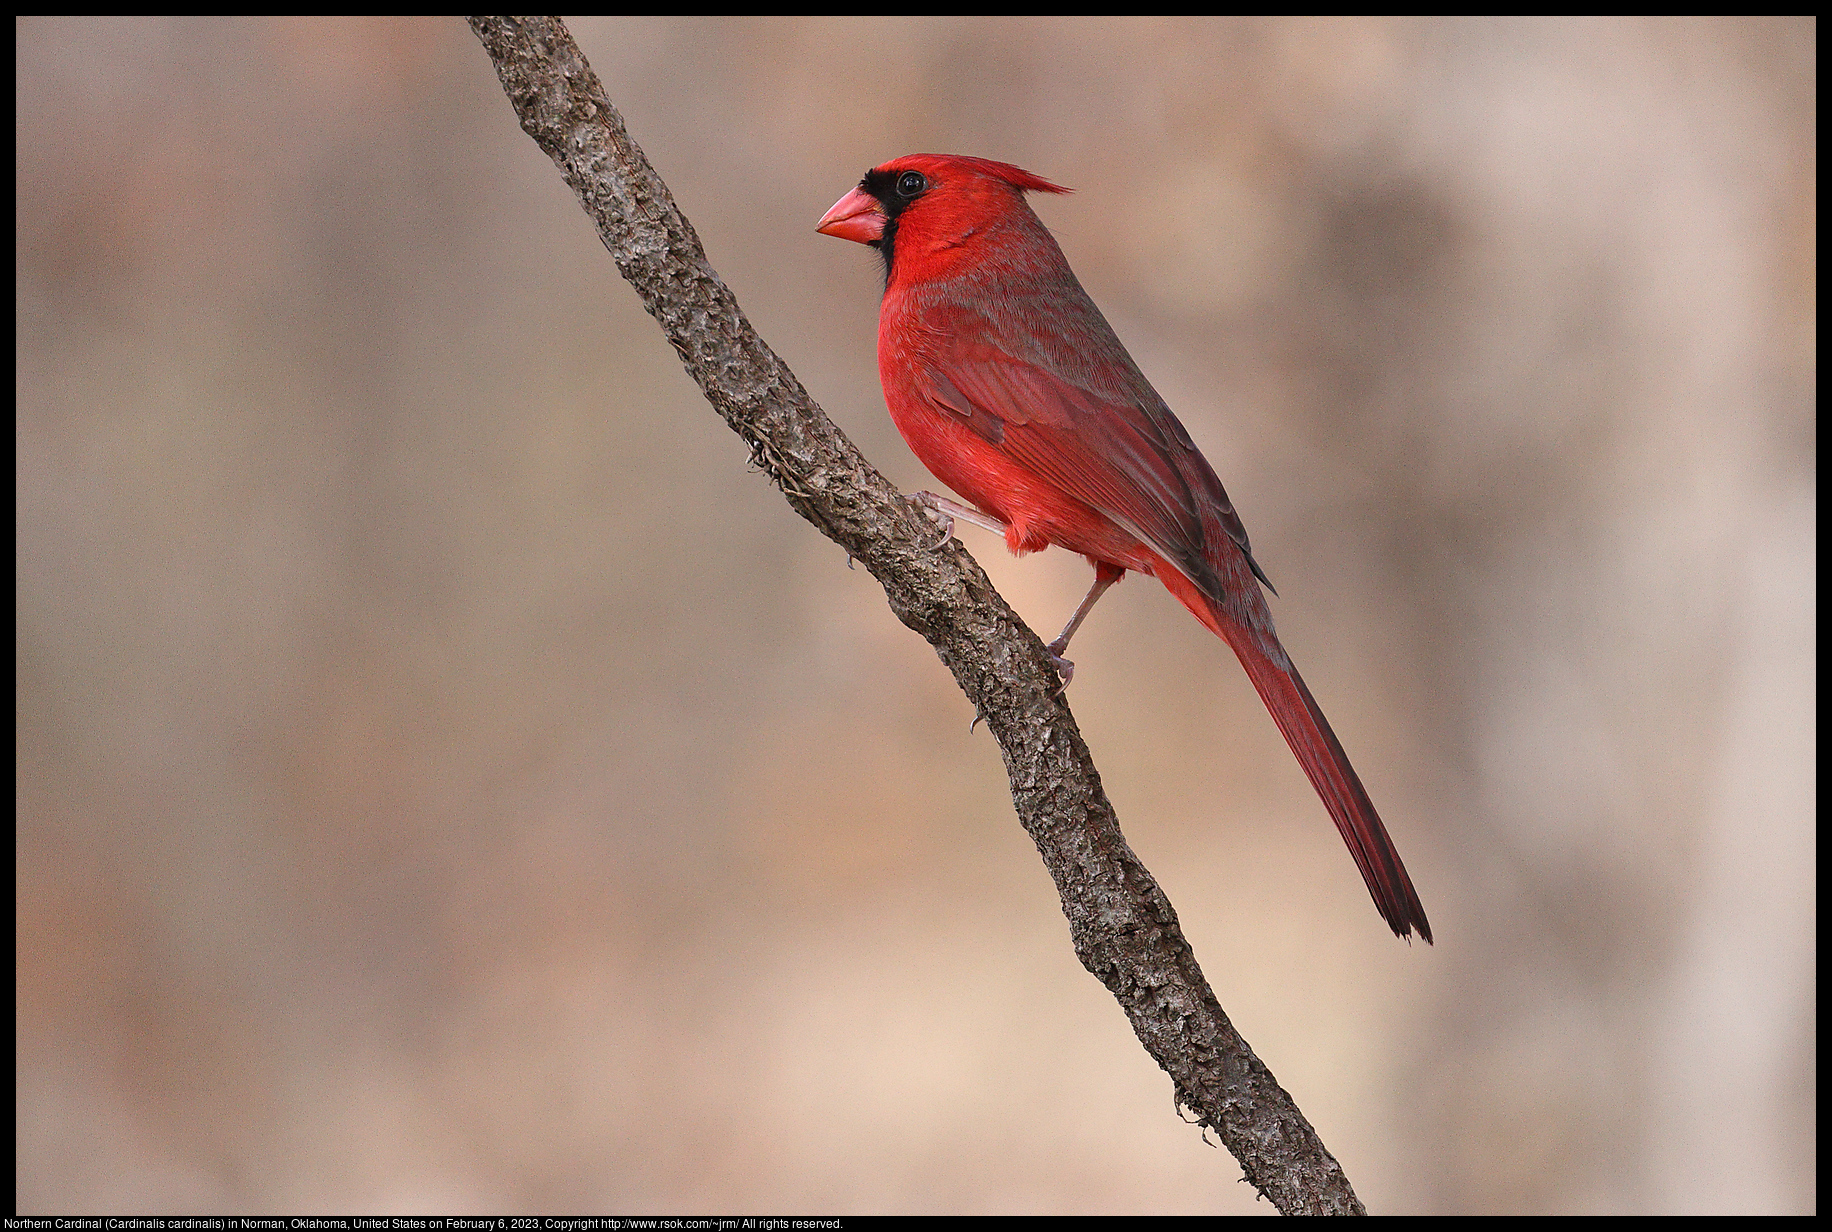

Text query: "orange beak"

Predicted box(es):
[816, 185, 885, 245]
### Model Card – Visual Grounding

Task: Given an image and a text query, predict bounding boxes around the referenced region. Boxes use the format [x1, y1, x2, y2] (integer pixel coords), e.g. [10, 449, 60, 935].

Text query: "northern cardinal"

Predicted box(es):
[818, 154, 1431, 943]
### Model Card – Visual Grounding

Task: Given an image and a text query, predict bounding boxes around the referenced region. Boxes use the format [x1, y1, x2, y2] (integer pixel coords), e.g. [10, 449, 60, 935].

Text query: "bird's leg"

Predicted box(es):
[1044, 562, 1126, 687]
[910, 493, 1121, 691]
[912, 491, 1007, 548]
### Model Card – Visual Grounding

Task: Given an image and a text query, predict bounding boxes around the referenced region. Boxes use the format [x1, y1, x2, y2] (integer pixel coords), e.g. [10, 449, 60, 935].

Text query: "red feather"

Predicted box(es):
[819, 154, 1431, 943]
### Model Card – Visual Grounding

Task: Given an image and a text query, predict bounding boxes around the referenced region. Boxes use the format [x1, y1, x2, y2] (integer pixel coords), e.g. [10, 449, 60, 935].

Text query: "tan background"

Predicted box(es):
[16, 16, 1815, 1215]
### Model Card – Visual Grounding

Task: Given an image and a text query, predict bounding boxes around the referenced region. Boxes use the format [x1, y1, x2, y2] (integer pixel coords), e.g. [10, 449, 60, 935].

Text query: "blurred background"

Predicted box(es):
[16, 16, 1814, 1215]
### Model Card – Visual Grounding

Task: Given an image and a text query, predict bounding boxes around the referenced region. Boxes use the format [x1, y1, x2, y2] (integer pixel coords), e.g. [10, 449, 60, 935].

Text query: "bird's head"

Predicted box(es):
[817, 153, 1070, 286]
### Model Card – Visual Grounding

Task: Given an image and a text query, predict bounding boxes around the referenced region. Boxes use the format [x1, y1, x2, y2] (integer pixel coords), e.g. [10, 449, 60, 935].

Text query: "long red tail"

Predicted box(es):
[1158, 569, 1433, 942]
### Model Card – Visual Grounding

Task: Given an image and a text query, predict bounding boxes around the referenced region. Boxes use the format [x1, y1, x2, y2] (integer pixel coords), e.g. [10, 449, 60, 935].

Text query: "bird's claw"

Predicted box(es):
[1045, 638, 1075, 692]
[912, 491, 956, 549]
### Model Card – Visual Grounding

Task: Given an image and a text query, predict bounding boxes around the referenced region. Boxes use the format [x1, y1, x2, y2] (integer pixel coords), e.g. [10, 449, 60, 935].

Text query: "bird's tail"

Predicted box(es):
[1158, 568, 1433, 943]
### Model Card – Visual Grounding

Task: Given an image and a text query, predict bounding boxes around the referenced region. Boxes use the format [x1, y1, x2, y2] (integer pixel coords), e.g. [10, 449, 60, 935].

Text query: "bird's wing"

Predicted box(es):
[917, 322, 1270, 596]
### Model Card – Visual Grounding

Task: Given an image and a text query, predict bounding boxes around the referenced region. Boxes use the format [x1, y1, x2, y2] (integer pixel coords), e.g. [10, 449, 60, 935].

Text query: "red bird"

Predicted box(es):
[818, 154, 1431, 943]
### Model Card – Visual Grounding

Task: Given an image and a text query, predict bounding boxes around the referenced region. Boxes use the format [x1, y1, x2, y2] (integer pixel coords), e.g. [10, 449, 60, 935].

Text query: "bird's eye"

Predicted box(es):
[896, 170, 928, 198]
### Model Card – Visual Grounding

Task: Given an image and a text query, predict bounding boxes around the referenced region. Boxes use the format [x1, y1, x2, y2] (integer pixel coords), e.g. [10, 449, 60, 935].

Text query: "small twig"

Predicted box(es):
[468, 16, 1368, 1215]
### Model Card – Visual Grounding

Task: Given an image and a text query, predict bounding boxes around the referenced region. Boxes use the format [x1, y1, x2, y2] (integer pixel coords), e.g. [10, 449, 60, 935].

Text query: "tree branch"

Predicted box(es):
[468, 16, 1367, 1215]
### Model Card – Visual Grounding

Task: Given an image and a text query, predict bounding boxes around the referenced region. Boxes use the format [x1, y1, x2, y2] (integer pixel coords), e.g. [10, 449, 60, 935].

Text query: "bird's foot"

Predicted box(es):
[911, 491, 956, 549]
[912, 491, 1008, 549]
